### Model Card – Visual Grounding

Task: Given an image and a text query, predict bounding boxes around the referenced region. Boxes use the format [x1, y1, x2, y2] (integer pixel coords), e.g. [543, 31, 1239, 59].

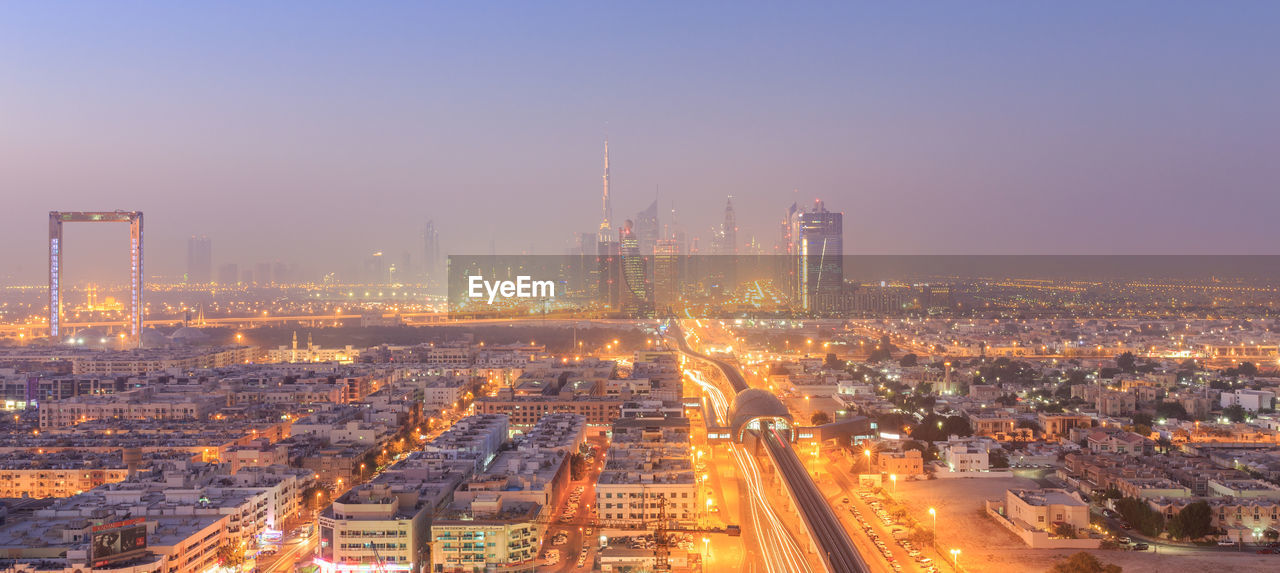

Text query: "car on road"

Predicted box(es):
[1134, 543, 1149, 551]
[1218, 539, 1237, 547]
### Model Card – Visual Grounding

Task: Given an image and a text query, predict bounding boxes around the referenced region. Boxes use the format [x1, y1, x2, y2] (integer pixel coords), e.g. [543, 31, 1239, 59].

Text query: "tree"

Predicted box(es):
[1223, 404, 1248, 423]
[1131, 412, 1154, 427]
[907, 527, 934, 546]
[1115, 497, 1165, 537]
[1166, 501, 1213, 540]
[302, 484, 328, 510]
[1054, 522, 1078, 539]
[810, 411, 832, 426]
[1154, 401, 1190, 421]
[216, 543, 247, 571]
[570, 453, 588, 481]
[942, 415, 973, 437]
[911, 414, 972, 442]
[1116, 352, 1137, 373]
[824, 353, 844, 369]
[989, 449, 1010, 468]
[867, 345, 893, 363]
[1238, 361, 1259, 377]
[899, 353, 918, 367]
[1049, 552, 1122, 573]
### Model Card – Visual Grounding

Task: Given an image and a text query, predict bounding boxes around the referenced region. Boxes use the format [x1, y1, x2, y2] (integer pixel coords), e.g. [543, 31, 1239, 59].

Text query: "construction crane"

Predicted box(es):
[534, 496, 739, 573]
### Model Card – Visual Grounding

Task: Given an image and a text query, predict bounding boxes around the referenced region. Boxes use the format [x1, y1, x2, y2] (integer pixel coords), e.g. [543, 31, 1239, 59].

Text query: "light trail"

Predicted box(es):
[732, 442, 813, 573]
[685, 364, 812, 573]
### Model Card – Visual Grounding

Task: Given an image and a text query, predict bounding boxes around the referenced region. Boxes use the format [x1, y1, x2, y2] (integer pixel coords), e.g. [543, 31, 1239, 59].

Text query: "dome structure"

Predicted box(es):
[67, 327, 113, 348]
[728, 387, 793, 441]
[139, 328, 169, 349]
[169, 326, 210, 345]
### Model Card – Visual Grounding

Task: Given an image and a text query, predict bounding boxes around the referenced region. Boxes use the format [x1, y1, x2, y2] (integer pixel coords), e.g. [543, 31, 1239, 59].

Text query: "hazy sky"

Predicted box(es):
[2, 1, 1279, 285]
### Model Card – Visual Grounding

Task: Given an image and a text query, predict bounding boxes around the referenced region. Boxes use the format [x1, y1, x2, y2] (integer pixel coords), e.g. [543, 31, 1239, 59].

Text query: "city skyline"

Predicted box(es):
[7, 4, 1280, 573]
[4, 2, 1280, 285]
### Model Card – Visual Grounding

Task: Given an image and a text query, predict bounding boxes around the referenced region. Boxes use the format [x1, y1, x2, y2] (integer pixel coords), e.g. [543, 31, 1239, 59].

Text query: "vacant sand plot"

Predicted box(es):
[890, 476, 1279, 572]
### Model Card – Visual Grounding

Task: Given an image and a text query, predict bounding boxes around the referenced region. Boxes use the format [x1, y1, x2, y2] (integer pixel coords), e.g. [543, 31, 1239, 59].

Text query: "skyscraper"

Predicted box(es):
[799, 200, 843, 316]
[654, 238, 679, 316]
[422, 221, 440, 286]
[186, 235, 212, 283]
[619, 220, 652, 318]
[599, 138, 612, 241]
[216, 263, 239, 286]
[634, 200, 659, 256]
[721, 196, 737, 255]
[780, 202, 802, 303]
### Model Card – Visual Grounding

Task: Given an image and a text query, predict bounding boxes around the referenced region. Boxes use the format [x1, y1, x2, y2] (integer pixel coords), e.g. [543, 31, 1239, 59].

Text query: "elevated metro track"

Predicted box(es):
[670, 321, 870, 573]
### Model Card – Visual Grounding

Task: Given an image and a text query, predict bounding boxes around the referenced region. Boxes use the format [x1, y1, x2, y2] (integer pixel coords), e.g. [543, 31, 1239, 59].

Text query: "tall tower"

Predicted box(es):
[599, 138, 612, 240]
[721, 196, 737, 255]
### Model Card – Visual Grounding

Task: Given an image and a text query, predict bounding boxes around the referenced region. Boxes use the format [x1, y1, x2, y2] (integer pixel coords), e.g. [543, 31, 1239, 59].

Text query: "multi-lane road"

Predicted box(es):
[672, 321, 870, 573]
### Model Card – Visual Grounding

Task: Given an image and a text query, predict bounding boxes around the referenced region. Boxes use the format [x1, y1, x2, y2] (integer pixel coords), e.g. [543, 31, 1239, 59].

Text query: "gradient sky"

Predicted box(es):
[2, 1, 1279, 285]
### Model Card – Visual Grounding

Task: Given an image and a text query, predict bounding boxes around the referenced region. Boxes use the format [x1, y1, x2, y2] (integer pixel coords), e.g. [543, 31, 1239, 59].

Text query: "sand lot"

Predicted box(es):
[890, 476, 1280, 573]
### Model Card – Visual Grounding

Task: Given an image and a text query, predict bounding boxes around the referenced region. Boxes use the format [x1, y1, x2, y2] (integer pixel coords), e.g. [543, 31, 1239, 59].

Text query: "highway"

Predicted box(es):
[671, 321, 870, 573]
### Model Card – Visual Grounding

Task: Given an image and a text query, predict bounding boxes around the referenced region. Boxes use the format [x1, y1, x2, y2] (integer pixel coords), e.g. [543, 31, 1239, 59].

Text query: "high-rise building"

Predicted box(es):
[186, 235, 212, 283]
[654, 238, 680, 316]
[780, 202, 802, 303]
[634, 200, 659, 255]
[597, 238, 621, 313]
[619, 220, 652, 318]
[363, 252, 385, 285]
[216, 263, 239, 286]
[255, 261, 274, 286]
[799, 200, 843, 315]
[721, 196, 737, 255]
[422, 220, 440, 285]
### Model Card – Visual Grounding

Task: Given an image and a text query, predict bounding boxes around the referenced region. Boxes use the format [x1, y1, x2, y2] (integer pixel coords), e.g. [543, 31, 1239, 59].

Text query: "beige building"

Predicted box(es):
[1005, 488, 1090, 532]
[874, 449, 924, 476]
[1038, 413, 1092, 439]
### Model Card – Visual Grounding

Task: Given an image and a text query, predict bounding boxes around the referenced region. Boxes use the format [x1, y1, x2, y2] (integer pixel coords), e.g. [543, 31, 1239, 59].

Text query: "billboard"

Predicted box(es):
[91, 518, 148, 564]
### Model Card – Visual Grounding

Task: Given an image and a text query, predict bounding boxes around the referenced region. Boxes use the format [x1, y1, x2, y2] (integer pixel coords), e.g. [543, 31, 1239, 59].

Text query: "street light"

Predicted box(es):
[950, 548, 961, 570]
[929, 507, 936, 530]
[864, 449, 872, 474]
[890, 474, 897, 493]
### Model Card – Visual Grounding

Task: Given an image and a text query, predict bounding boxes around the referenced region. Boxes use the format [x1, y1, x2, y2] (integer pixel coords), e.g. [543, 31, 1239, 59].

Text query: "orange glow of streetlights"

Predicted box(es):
[928, 507, 936, 530]
[950, 548, 961, 569]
